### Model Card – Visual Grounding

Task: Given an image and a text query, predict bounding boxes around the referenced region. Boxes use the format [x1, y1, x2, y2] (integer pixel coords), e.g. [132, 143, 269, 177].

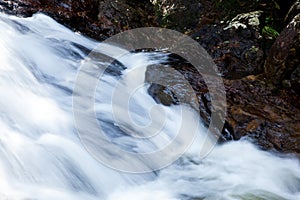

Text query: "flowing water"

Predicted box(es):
[0, 13, 299, 200]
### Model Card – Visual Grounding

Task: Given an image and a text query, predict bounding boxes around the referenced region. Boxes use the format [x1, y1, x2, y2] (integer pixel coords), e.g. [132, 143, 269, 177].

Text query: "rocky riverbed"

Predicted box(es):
[1, 0, 299, 155]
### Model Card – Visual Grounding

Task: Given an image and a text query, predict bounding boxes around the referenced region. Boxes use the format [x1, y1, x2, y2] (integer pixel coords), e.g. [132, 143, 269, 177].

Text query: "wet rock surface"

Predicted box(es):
[264, 13, 300, 95]
[224, 77, 300, 153]
[145, 2, 300, 154]
[1, 0, 300, 155]
[0, 0, 157, 40]
[150, 0, 202, 31]
[146, 56, 300, 154]
[192, 11, 265, 79]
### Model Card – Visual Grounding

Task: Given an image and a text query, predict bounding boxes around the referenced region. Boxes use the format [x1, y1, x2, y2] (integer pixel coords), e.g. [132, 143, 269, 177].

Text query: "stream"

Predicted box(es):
[0, 13, 299, 200]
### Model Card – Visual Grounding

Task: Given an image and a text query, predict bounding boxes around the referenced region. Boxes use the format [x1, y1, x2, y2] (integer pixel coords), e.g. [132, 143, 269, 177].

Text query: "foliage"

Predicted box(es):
[262, 25, 280, 40]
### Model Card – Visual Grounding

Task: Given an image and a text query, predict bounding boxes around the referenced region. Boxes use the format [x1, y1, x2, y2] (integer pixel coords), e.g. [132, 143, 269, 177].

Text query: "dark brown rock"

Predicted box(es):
[145, 60, 212, 129]
[151, 0, 202, 31]
[192, 11, 265, 79]
[264, 13, 300, 95]
[145, 8, 300, 154]
[97, 0, 157, 37]
[146, 57, 300, 154]
[224, 77, 300, 153]
[0, 0, 157, 40]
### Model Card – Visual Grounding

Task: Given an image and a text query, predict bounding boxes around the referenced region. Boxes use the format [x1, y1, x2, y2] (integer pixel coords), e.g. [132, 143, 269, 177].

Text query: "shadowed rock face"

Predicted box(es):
[264, 13, 300, 96]
[192, 19, 265, 79]
[150, 0, 203, 31]
[0, 0, 157, 40]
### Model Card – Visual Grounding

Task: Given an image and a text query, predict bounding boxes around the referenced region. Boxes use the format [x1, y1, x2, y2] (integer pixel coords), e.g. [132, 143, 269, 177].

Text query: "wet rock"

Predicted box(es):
[150, 0, 202, 31]
[148, 83, 179, 106]
[264, 13, 300, 95]
[192, 11, 265, 79]
[144, 4, 300, 154]
[145, 62, 202, 112]
[145, 56, 231, 142]
[147, 57, 300, 154]
[224, 77, 300, 153]
[0, 0, 157, 40]
[97, 0, 157, 36]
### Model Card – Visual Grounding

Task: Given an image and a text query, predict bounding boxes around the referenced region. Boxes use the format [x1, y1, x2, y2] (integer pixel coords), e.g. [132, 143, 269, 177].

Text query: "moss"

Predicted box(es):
[262, 25, 280, 40]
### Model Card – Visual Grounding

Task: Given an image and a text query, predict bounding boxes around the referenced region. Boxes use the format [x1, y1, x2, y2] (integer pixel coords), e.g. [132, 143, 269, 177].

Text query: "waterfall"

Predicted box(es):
[0, 13, 299, 200]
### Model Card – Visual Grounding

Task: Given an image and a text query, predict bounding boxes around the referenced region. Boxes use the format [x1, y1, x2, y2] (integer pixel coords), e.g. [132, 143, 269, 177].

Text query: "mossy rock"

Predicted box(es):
[151, 0, 202, 31]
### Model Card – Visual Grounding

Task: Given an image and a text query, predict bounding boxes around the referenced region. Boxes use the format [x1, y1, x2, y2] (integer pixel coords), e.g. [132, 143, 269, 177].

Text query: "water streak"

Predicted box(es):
[0, 13, 299, 200]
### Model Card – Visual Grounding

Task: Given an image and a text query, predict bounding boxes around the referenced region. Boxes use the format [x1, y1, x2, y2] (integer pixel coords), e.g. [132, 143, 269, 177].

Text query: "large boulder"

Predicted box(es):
[264, 13, 300, 96]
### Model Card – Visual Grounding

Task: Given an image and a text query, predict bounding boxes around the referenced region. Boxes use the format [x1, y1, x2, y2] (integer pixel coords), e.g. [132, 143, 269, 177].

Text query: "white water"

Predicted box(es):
[0, 13, 299, 200]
